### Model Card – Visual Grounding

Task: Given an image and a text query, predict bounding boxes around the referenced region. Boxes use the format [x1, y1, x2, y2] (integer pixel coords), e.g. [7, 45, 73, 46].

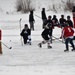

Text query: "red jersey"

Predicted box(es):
[62, 26, 74, 38]
[0, 30, 2, 40]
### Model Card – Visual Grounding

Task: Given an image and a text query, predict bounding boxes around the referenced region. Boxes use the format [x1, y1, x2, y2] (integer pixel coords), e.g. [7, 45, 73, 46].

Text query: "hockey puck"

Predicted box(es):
[9, 47, 12, 49]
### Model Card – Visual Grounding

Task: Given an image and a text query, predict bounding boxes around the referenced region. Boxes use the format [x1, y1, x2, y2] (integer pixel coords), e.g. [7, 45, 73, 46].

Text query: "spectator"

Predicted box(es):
[41, 8, 47, 29]
[29, 10, 35, 30]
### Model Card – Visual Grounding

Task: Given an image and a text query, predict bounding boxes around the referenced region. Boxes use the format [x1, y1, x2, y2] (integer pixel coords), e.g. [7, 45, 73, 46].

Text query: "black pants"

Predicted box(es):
[23, 36, 28, 44]
[29, 22, 34, 30]
[42, 35, 49, 40]
[42, 19, 47, 29]
[65, 38, 75, 50]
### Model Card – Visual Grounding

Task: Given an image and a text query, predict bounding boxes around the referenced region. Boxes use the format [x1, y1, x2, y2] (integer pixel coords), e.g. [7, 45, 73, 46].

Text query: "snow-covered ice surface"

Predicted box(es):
[0, 0, 75, 74]
[0, 12, 75, 75]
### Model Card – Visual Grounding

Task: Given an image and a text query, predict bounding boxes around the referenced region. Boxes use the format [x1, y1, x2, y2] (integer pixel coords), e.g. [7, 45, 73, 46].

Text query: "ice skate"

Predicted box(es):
[29, 42, 31, 45]
[48, 46, 52, 49]
[64, 49, 69, 52]
[71, 48, 75, 51]
[27, 41, 31, 45]
[38, 43, 42, 48]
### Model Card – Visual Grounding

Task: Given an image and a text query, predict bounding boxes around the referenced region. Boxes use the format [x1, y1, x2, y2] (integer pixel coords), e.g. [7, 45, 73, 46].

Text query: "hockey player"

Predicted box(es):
[38, 25, 52, 49]
[66, 15, 73, 28]
[29, 10, 35, 30]
[20, 24, 31, 45]
[52, 15, 59, 27]
[59, 15, 66, 39]
[44, 15, 53, 43]
[59, 15, 66, 28]
[38, 16, 53, 49]
[61, 23, 75, 52]
[41, 8, 47, 29]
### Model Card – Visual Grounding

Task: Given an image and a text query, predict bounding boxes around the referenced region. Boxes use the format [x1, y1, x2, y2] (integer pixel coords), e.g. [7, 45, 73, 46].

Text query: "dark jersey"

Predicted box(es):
[20, 29, 31, 37]
[59, 18, 66, 24]
[66, 20, 73, 27]
[41, 10, 47, 19]
[29, 14, 34, 22]
[42, 29, 49, 36]
[44, 19, 53, 28]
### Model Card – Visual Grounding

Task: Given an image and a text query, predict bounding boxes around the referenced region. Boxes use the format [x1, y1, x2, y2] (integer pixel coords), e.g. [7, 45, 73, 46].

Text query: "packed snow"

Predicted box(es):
[0, 0, 75, 75]
[0, 11, 75, 75]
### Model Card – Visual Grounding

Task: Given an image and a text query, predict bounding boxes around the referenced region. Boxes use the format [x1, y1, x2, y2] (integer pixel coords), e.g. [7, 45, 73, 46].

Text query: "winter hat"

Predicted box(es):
[48, 15, 51, 19]
[30, 10, 33, 14]
[25, 24, 28, 27]
[42, 8, 45, 11]
[53, 15, 56, 18]
[67, 15, 70, 19]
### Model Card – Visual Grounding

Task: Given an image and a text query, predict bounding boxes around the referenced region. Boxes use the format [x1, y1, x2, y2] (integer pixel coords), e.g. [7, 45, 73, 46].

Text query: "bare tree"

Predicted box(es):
[16, 0, 35, 13]
[52, 4, 57, 13]
[63, 0, 75, 11]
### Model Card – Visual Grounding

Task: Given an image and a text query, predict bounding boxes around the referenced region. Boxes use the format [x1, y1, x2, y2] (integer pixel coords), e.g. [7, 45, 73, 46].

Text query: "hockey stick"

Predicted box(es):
[52, 36, 65, 43]
[19, 18, 22, 32]
[1, 42, 12, 49]
[52, 36, 75, 48]
[34, 14, 42, 19]
[19, 18, 23, 46]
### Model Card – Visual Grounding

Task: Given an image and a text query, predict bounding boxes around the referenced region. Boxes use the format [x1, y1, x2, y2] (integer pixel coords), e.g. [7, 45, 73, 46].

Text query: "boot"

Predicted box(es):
[64, 49, 69, 52]
[48, 46, 52, 49]
[38, 43, 42, 48]
[72, 48, 75, 51]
